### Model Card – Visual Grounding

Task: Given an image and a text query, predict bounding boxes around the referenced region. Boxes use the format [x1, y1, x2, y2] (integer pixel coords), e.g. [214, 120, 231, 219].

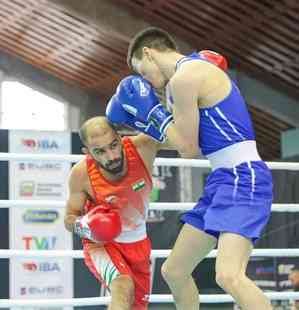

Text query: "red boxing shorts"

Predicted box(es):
[83, 237, 151, 310]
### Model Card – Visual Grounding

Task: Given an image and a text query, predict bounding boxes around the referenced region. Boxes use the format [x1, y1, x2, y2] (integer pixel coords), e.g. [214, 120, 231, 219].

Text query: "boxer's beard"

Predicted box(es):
[99, 151, 124, 175]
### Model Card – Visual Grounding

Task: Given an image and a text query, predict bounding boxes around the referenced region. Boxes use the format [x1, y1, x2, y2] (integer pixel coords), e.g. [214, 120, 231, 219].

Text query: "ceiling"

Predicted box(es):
[0, 0, 297, 159]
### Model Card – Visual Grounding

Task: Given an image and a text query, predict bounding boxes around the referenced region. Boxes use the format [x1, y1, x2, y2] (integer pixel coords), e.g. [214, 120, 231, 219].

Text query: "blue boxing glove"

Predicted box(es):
[115, 75, 173, 135]
[106, 94, 166, 142]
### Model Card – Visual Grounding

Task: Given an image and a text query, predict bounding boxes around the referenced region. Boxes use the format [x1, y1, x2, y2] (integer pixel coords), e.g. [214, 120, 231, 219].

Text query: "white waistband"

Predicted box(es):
[114, 224, 147, 243]
[207, 141, 261, 170]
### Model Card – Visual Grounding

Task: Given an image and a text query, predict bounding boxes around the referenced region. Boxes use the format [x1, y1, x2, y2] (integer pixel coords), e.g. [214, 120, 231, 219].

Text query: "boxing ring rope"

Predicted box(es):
[1, 292, 299, 307]
[1, 152, 299, 170]
[0, 200, 299, 212]
[1, 152, 299, 306]
[1, 248, 299, 259]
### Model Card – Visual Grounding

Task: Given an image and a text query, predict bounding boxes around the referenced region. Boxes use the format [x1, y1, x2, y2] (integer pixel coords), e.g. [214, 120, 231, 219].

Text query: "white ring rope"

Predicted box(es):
[0, 200, 298, 212]
[0, 292, 299, 307]
[0, 152, 299, 170]
[1, 248, 299, 259]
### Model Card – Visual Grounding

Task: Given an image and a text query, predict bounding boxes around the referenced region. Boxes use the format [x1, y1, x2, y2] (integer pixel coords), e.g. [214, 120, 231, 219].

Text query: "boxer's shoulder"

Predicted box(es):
[69, 160, 88, 185]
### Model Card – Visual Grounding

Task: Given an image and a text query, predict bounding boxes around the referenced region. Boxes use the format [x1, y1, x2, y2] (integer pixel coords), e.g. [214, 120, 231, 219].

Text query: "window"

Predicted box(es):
[1, 81, 67, 131]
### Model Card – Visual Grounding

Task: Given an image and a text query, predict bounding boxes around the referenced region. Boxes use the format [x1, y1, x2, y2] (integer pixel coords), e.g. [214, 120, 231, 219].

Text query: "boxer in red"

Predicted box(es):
[64, 116, 165, 310]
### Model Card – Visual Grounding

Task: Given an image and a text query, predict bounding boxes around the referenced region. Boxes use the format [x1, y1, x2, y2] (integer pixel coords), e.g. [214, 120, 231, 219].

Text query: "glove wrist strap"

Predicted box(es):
[73, 217, 94, 241]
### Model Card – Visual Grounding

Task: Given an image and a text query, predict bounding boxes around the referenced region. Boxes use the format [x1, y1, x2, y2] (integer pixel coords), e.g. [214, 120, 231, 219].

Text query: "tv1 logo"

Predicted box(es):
[22, 236, 57, 250]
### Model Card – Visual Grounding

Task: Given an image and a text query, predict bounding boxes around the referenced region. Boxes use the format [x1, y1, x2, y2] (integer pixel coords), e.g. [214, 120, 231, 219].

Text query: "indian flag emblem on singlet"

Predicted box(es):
[132, 179, 145, 192]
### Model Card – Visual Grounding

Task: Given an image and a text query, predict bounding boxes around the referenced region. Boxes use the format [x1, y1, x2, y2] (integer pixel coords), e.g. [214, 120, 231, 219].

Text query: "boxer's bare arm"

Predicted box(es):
[64, 161, 88, 232]
[131, 134, 174, 174]
[166, 61, 230, 158]
[165, 63, 203, 157]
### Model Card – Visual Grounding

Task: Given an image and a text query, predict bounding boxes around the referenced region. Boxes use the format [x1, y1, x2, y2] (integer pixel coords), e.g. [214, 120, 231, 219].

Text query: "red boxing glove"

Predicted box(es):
[74, 204, 122, 242]
[88, 207, 122, 242]
[199, 50, 228, 71]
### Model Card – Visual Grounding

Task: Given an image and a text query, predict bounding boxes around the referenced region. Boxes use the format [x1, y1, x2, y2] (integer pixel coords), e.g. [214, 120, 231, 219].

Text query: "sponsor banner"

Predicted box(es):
[247, 258, 277, 291]
[9, 130, 70, 154]
[247, 257, 298, 292]
[9, 130, 72, 310]
[10, 257, 70, 297]
[277, 258, 297, 291]
[9, 160, 69, 200]
[12, 207, 71, 249]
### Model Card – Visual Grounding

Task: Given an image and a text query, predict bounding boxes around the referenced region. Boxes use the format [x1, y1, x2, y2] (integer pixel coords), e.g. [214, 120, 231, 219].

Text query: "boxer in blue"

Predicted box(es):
[106, 28, 273, 310]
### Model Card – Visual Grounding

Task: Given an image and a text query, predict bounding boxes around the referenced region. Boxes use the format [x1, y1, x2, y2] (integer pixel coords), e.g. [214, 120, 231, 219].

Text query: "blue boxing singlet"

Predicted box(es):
[167, 52, 261, 170]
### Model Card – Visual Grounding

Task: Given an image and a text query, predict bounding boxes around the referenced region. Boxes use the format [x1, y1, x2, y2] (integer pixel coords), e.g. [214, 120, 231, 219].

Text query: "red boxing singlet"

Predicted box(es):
[85, 137, 152, 243]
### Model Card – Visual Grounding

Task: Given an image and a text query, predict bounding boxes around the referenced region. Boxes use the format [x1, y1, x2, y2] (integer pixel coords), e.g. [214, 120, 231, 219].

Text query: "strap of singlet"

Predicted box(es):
[175, 56, 195, 71]
[122, 137, 153, 187]
[176, 53, 215, 71]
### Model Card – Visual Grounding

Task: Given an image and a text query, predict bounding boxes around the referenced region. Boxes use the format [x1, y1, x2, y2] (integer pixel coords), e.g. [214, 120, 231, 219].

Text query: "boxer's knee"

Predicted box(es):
[161, 259, 189, 284]
[215, 267, 246, 292]
[109, 275, 135, 310]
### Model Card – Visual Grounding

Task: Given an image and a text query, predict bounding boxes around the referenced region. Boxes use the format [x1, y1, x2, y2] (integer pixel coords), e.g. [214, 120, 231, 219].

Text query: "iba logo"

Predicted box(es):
[22, 139, 59, 150]
[23, 262, 61, 272]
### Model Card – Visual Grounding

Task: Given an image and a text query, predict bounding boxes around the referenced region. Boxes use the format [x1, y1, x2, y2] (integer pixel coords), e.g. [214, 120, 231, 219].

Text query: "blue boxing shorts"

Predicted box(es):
[181, 161, 273, 243]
